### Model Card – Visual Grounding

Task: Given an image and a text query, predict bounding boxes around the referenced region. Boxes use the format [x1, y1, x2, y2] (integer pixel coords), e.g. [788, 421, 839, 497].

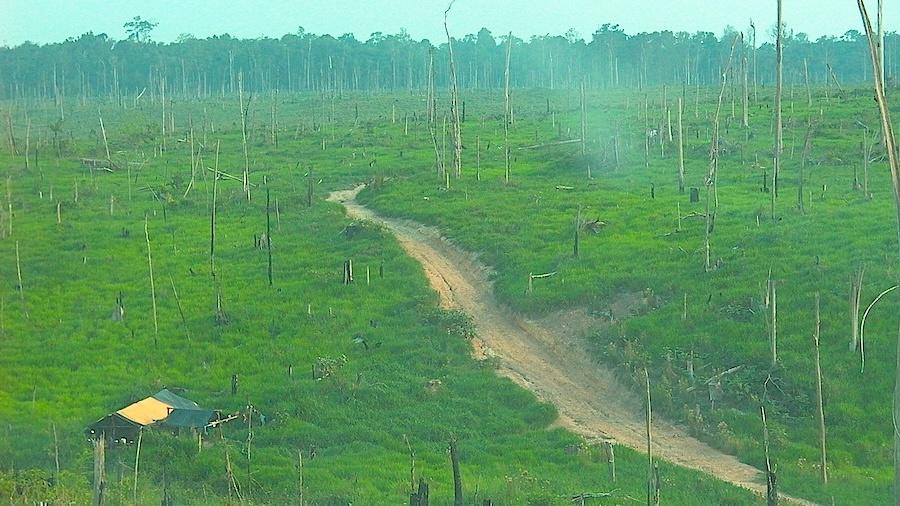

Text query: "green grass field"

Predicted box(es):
[356, 87, 900, 504]
[0, 92, 768, 504]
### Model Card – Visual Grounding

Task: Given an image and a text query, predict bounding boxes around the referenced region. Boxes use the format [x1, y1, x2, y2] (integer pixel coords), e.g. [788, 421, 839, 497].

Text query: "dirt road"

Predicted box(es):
[329, 185, 813, 504]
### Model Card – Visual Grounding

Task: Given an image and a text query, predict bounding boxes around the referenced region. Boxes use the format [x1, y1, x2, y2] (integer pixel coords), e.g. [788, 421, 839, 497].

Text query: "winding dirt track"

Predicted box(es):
[329, 185, 814, 505]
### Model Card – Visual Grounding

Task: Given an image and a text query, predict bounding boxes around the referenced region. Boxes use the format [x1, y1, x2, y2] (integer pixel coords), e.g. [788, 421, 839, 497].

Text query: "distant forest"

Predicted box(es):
[1, 20, 898, 99]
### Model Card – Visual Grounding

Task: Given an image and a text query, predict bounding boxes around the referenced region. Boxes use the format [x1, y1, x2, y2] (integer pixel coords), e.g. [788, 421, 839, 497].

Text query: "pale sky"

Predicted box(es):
[0, 0, 896, 46]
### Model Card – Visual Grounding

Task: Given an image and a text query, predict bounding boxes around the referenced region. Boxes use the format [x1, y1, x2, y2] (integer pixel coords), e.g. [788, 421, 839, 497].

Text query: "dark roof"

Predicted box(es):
[157, 408, 216, 428]
[151, 389, 202, 410]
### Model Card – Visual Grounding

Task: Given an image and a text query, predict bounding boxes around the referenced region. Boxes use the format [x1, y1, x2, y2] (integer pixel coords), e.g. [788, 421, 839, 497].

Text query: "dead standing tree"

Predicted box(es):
[444, 1, 463, 179]
[145, 217, 158, 344]
[704, 35, 739, 272]
[505, 32, 513, 184]
[813, 292, 827, 484]
[773, 0, 785, 218]
[238, 72, 252, 202]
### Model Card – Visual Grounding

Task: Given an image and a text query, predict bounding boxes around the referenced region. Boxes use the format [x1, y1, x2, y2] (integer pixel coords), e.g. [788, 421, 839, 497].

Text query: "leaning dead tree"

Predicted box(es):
[856, 1, 900, 502]
[444, 1, 463, 179]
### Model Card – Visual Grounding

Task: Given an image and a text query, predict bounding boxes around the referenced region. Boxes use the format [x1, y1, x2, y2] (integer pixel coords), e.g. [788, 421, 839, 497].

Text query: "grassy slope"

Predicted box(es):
[357, 87, 900, 504]
[0, 96, 757, 504]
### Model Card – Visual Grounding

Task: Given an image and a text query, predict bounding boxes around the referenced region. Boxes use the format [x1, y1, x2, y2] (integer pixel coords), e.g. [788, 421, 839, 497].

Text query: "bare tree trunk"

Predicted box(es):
[858, 0, 900, 259]
[98, 110, 110, 164]
[798, 119, 814, 213]
[15, 240, 24, 304]
[677, 97, 685, 193]
[92, 436, 105, 506]
[580, 80, 587, 157]
[804, 58, 812, 107]
[449, 438, 463, 506]
[761, 406, 778, 506]
[145, 217, 158, 343]
[239, 73, 251, 202]
[211, 141, 219, 276]
[774, 0, 785, 201]
[133, 428, 143, 504]
[813, 293, 828, 483]
[851, 265, 865, 351]
[504, 32, 512, 184]
[645, 368, 653, 506]
[444, 2, 463, 179]
[768, 272, 777, 367]
[742, 50, 750, 128]
[879, 0, 886, 89]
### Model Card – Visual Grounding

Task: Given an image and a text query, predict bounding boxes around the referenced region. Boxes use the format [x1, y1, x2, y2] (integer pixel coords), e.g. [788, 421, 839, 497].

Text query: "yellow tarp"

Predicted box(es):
[116, 397, 172, 426]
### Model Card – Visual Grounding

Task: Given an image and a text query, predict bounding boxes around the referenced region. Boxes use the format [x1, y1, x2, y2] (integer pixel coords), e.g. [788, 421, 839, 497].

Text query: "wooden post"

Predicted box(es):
[604, 441, 616, 483]
[449, 438, 463, 506]
[93, 436, 106, 506]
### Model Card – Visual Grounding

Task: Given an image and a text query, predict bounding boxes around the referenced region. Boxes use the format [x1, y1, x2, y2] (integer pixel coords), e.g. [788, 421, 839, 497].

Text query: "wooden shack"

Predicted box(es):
[86, 389, 217, 443]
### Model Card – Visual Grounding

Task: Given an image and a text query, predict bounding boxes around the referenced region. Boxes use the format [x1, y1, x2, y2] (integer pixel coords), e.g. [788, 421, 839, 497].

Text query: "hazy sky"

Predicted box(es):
[1, 0, 897, 46]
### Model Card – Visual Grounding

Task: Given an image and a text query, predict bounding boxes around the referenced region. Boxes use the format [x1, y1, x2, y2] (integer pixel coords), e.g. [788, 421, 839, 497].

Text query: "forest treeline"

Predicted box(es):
[1, 21, 898, 100]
